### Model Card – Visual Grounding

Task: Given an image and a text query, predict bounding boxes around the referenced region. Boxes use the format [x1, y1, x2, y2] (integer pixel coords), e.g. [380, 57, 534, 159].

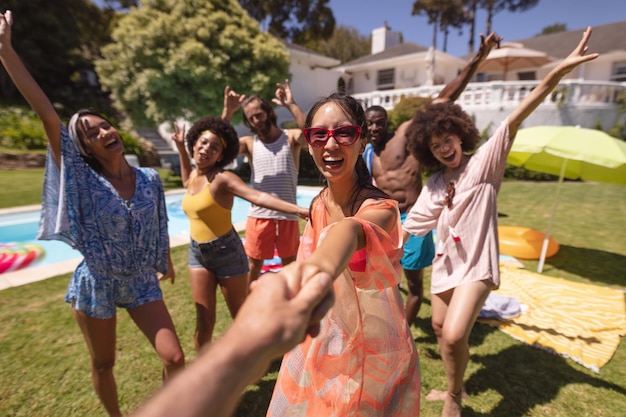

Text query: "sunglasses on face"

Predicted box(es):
[303, 125, 362, 147]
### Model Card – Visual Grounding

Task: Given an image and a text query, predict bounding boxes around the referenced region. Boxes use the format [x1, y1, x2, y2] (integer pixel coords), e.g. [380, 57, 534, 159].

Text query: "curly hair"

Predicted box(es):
[405, 102, 480, 171]
[185, 116, 239, 168]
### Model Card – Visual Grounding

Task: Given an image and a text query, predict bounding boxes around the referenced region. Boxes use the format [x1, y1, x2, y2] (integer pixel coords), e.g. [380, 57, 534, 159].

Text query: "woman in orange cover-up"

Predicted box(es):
[267, 93, 420, 417]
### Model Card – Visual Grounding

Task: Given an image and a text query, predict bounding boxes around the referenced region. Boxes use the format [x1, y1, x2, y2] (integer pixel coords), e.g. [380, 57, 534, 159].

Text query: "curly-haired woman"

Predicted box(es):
[403, 28, 598, 417]
[172, 116, 308, 350]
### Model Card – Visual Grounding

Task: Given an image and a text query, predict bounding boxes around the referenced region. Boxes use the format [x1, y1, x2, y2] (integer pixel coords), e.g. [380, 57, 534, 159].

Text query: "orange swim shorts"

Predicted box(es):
[244, 218, 300, 260]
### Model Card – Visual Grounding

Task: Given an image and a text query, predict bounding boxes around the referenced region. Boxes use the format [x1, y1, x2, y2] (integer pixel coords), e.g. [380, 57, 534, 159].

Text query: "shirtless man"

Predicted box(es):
[364, 32, 502, 326]
[222, 80, 308, 283]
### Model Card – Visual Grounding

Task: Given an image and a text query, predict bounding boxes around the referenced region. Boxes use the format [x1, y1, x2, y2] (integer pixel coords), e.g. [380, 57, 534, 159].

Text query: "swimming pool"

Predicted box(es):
[0, 187, 319, 273]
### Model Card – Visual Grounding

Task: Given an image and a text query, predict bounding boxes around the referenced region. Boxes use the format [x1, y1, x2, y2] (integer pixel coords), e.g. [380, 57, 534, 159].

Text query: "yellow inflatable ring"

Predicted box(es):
[0, 242, 45, 274]
[498, 226, 559, 260]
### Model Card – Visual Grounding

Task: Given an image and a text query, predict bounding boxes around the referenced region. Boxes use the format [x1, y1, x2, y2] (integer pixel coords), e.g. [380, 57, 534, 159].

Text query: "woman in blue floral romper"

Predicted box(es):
[0, 11, 185, 417]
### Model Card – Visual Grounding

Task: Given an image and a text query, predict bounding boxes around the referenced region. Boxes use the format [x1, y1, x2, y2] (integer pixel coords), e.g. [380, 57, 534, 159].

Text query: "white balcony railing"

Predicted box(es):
[353, 80, 626, 111]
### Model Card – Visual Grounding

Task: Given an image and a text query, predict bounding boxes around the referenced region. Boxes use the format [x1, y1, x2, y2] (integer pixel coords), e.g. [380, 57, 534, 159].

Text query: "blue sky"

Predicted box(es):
[328, 0, 624, 57]
[90, 0, 623, 57]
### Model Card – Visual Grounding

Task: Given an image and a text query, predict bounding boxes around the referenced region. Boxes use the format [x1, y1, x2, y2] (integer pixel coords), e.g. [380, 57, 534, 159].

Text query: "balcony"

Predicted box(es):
[353, 80, 626, 131]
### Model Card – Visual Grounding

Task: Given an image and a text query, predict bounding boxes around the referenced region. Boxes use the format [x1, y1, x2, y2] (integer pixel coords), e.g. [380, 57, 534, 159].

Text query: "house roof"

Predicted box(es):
[282, 40, 341, 67]
[341, 42, 430, 66]
[510, 20, 626, 59]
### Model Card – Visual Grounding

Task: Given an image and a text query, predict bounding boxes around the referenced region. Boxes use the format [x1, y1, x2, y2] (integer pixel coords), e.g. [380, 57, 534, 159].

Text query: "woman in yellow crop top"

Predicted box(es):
[172, 116, 309, 350]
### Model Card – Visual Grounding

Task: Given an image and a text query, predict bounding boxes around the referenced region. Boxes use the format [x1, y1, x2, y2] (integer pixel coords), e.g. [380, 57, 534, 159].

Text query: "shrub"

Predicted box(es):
[0, 105, 151, 162]
[119, 130, 144, 156]
[0, 106, 47, 150]
[504, 165, 560, 181]
[388, 96, 432, 131]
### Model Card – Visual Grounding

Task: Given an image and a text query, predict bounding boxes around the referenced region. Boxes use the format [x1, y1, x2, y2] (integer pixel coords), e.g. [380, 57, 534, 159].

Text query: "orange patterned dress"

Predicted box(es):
[267, 194, 421, 417]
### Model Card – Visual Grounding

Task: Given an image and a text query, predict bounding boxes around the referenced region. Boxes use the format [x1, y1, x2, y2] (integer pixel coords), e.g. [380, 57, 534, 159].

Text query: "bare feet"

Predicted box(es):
[442, 390, 463, 417]
[425, 388, 468, 401]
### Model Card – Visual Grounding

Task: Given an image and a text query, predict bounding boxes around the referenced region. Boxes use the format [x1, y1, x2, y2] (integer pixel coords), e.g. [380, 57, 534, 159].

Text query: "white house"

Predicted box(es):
[333, 24, 468, 103]
[284, 24, 470, 120]
[340, 21, 626, 134]
[188, 21, 626, 141]
[275, 41, 341, 127]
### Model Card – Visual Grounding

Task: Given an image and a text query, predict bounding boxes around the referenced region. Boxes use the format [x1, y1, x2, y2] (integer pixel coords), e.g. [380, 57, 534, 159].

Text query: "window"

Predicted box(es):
[517, 71, 536, 81]
[377, 68, 395, 90]
[337, 78, 346, 94]
[611, 61, 626, 82]
[475, 72, 489, 82]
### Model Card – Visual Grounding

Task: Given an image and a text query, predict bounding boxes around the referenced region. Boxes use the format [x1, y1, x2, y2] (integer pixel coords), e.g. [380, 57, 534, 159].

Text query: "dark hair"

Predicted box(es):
[185, 116, 239, 168]
[241, 95, 277, 131]
[365, 105, 388, 118]
[405, 102, 480, 171]
[67, 109, 116, 172]
[306, 93, 387, 216]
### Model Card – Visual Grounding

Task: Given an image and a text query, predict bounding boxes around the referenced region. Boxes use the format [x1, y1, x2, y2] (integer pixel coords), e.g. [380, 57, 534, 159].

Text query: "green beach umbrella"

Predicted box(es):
[509, 126, 626, 184]
[508, 125, 626, 272]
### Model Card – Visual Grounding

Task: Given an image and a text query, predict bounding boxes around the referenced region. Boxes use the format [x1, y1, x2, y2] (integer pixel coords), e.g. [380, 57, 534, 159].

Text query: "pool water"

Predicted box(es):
[0, 188, 318, 271]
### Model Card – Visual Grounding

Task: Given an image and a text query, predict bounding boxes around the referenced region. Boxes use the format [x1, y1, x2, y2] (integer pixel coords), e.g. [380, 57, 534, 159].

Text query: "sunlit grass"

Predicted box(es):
[0, 168, 183, 209]
[0, 176, 625, 416]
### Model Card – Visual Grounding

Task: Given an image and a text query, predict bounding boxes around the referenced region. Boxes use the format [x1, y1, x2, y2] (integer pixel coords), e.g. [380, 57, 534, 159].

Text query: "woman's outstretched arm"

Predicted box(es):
[507, 27, 598, 138]
[132, 271, 334, 417]
[0, 10, 62, 165]
[223, 170, 309, 220]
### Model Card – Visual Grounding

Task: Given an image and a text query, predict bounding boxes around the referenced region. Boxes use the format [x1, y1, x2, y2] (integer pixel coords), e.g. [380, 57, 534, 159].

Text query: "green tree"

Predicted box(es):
[438, 0, 467, 53]
[388, 96, 432, 131]
[0, 0, 106, 112]
[480, 0, 539, 35]
[239, 0, 335, 44]
[305, 24, 370, 63]
[457, 0, 538, 53]
[463, 0, 478, 53]
[537, 23, 567, 35]
[412, 0, 443, 48]
[412, 0, 466, 51]
[95, 0, 290, 127]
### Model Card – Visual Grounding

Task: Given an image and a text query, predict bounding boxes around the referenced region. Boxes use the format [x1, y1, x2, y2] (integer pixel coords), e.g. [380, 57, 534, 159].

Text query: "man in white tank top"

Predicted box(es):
[222, 80, 308, 282]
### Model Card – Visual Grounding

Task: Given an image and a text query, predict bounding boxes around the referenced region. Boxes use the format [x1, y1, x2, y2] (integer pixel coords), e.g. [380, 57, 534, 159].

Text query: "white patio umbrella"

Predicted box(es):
[508, 125, 626, 272]
[478, 42, 553, 79]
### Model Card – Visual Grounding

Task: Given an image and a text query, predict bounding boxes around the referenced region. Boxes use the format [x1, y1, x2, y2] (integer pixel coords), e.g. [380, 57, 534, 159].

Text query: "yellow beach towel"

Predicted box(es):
[479, 265, 626, 372]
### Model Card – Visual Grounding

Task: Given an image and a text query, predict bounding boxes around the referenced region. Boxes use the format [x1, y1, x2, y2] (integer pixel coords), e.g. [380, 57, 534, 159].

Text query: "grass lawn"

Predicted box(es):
[0, 168, 182, 209]
[0, 171, 625, 416]
[0, 168, 46, 208]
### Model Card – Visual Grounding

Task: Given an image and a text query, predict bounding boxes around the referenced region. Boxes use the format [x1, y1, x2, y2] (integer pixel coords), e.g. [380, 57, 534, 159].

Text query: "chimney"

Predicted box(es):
[371, 21, 401, 55]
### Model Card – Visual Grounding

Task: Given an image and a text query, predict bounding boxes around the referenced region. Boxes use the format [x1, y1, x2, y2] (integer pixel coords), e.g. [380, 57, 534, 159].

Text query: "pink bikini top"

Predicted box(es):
[348, 248, 367, 272]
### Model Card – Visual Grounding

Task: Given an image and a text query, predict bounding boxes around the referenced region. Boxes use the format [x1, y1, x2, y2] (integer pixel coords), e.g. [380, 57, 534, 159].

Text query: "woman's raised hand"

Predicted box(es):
[0, 10, 14, 54]
[171, 121, 186, 147]
[555, 27, 599, 76]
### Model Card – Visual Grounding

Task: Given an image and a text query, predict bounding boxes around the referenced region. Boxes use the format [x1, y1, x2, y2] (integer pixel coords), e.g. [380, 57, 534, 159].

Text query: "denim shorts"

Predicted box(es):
[188, 228, 249, 278]
[65, 262, 163, 319]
